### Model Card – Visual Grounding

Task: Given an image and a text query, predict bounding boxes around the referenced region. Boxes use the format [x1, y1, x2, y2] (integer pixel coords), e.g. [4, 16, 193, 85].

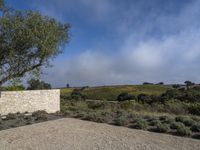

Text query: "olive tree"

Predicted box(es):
[0, 1, 70, 86]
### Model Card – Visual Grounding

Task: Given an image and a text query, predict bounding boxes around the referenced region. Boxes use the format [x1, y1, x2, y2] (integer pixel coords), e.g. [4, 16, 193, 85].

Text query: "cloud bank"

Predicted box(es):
[26, 0, 200, 87]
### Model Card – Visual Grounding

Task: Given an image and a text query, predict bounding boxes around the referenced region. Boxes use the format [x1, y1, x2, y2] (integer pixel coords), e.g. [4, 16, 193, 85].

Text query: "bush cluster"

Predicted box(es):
[155, 123, 170, 133]
[0, 111, 53, 131]
[32, 110, 48, 121]
[176, 126, 192, 136]
[133, 119, 148, 129]
[70, 89, 87, 100]
[115, 86, 200, 116]
[60, 97, 200, 139]
[117, 93, 136, 101]
[114, 116, 129, 126]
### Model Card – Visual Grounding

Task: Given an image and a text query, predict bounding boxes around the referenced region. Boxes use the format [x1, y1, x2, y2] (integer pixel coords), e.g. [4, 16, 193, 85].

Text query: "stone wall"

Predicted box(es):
[0, 89, 60, 115]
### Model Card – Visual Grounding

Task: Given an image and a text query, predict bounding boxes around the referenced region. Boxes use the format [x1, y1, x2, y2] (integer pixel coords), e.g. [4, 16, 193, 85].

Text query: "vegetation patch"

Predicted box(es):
[114, 116, 129, 126]
[176, 126, 192, 136]
[0, 111, 62, 131]
[60, 98, 200, 139]
[155, 123, 170, 133]
[132, 119, 148, 129]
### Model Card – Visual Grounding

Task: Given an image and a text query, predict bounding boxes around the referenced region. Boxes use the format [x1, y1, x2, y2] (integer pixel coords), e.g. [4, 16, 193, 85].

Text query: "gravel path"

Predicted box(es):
[0, 118, 199, 150]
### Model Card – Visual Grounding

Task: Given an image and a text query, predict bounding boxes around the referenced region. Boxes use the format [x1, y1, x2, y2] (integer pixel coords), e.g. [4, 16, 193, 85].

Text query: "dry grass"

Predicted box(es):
[60, 85, 171, 100]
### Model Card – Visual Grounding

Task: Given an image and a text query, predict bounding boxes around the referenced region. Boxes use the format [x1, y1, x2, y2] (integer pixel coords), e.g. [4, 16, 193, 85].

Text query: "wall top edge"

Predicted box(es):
[0, 89, 60, 93]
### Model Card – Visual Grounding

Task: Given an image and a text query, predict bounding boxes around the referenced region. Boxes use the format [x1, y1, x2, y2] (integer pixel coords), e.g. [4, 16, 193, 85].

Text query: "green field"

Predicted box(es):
[60, 85, 171, 100]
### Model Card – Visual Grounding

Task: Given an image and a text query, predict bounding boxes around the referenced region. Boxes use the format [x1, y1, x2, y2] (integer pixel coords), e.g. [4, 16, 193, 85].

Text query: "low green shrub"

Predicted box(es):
[71, 89, 87, 100]
[170, 122, 185, 130]
[63, 110, 74, 116]
[133, 119, 148, 129]
[159, 116, 174, 124]
[149, 119, 161, 126]
[175, 116, 195, 126]
[6, 113, 17, 120]
[32, 110, 48, 121]
[117, 93, 135, 101]
[24, 115, 32, 121]
[155, 123, 170, 133]
[175, 116, 188, 122]
[87, 101, 107, 109]
[183, 118, 196, 127]
[119, 101, 136, 110]
[116, 110, 128, 117]
[163, 100, 188, 115]
[176, 126, 192, 136]
[188, 104, 200, 115]
[137, 94, 153, 104]
[191, 123, 200, 132]
[114, 116, 129, 126]
[75, 111, 88, 118]
[83, 112, 111, 123]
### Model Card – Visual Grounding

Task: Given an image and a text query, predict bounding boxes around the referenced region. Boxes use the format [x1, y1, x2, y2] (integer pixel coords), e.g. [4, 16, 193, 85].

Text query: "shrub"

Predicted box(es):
[71, 90, 87, 100]
[114, 116, 129, 126]
[175, 116, 187, 122]
[170, 122, 185, 130]
[163, 100, 188, 115]
[155, 123, 170, 133]
[119, 101, 137, 110]
[172, 84, 181, 89]
[176, 126, 192, 136]
[137, 94, 153, 104]
[161, 89, 184, 100]
[83, 112, 110, 123]
[6, 113, 17, 120]
[150, 95, 160, 103]
[175, 116, 195, 126]
[63, 110, 74, 116]
[191, 123, 200, 132]
[75, 111, 88, 118]
[60, 95, 71, 100]
[87, 101, 107, 109]
[149, 119, 161, 126]
[183, 118, 196, 126]
[117, 93, 135, 101]
[115, 110, 128, 117]
[188, 104, 200, 115]
[24, 115, 32, 122]
[133, 119, 148, 129]
[32, 110, 48, 121]
[159, 116, 174, 123]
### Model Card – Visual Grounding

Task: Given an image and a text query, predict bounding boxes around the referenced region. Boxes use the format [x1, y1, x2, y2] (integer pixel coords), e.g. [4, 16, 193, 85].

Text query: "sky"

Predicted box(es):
[6, 0, 200, 87]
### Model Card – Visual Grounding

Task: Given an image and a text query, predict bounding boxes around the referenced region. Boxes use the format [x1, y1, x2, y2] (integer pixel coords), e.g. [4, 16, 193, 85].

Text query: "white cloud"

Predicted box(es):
[36, 0, 200, 87]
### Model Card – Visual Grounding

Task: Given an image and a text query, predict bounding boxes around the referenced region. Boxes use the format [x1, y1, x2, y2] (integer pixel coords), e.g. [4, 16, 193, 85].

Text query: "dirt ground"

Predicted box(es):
[0, 118, 199, 150]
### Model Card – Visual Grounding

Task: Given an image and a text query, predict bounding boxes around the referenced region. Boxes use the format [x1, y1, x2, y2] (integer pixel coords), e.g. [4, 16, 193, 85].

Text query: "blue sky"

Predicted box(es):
[6, 0, 200, 87]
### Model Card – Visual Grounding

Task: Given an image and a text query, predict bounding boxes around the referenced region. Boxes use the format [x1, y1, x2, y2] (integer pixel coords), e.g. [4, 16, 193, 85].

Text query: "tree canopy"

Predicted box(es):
[27, 79, 51, 90]
[0, 0, 70, 86]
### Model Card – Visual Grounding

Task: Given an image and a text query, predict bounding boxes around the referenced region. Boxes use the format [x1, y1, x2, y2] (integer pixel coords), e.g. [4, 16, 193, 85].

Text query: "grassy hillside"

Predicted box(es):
[60, 85, 171, 100]
[60, 88, 75, 96]
[60, 85, 200, 139]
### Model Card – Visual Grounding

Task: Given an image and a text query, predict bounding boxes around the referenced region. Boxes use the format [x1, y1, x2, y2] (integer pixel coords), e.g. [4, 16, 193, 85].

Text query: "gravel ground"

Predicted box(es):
[0, 118, 199, 150]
